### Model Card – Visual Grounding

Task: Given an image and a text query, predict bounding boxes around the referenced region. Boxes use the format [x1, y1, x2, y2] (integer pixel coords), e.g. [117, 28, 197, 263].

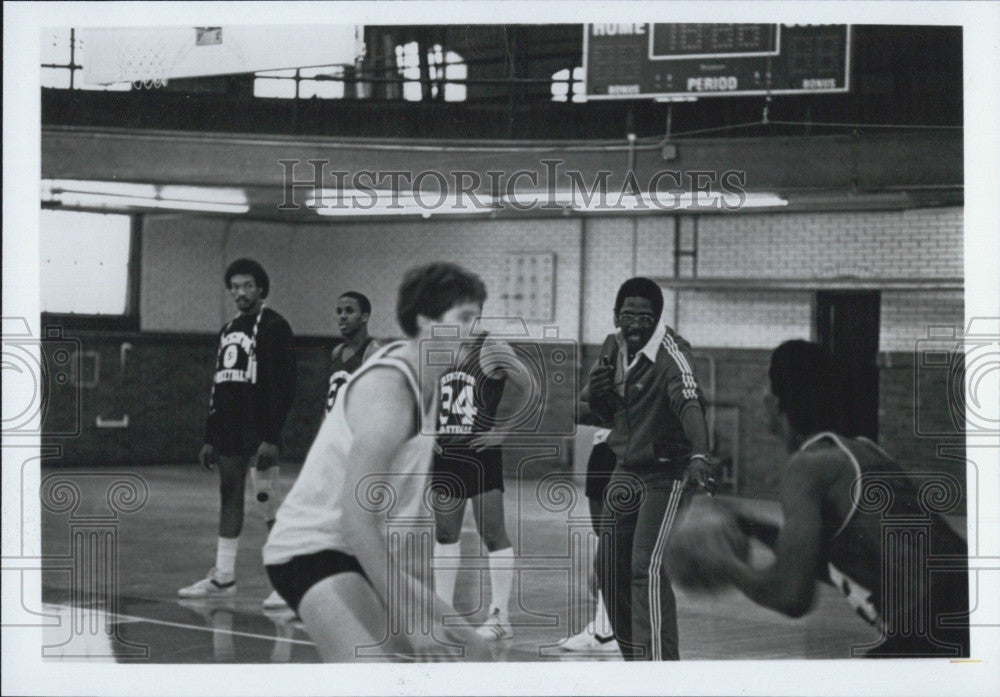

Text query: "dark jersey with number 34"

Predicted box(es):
[437, 334, 506, 446]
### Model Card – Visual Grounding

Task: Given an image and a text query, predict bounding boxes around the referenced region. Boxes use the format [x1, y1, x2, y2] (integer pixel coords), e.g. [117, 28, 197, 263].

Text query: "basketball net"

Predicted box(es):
[78, 26, 360, 89]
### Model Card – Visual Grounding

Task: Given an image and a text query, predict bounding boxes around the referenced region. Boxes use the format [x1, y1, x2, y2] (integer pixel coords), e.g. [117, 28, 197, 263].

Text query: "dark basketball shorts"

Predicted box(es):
[585, 441, 617, 501]
[431, 445, 504, 499]
[265, 549, 367, 613]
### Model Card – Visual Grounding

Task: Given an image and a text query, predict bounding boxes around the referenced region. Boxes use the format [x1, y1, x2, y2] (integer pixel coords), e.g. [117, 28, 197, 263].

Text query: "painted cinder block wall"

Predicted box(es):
[44, 206, 964, 501]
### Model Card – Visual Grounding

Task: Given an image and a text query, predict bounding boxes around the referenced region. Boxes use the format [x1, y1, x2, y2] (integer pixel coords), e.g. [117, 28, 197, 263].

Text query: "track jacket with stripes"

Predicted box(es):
[588, 325, 709, 479]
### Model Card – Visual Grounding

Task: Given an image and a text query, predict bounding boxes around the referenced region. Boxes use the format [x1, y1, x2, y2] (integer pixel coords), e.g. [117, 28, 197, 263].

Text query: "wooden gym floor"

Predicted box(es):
[39, 462, 886, 663]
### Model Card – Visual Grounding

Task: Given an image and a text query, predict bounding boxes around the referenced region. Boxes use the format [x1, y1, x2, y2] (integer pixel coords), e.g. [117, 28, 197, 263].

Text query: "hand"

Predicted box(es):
[253, 441, 280, 470]
[681, 454, 728, 495]
[398, 620, 494, 662]
[467, 430, 505, 452]
[479, 340, 516, 377]
[198, 443, 218, 471]
[588, 363, 615, 400]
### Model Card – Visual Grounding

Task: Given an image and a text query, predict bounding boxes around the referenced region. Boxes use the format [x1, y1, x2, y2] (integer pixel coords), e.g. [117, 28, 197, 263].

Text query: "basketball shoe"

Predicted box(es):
[556, 621, 619, 652]
[476, 607, 513, 641]
[177, 568, 236, 598]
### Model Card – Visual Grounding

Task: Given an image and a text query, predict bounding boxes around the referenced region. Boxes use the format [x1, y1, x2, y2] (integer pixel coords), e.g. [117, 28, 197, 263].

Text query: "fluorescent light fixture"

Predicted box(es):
[42, 179, 157, 199]
[41, 179, 250, 214]
[159, 185, 247, 205]
[45, 191, 249, 214]
[500, 190, 787, 212]
[307, 190, 495, 217]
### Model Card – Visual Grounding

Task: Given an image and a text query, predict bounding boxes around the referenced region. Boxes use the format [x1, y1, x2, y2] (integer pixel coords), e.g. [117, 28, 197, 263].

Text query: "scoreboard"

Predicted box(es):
[583, 24, 850, 99]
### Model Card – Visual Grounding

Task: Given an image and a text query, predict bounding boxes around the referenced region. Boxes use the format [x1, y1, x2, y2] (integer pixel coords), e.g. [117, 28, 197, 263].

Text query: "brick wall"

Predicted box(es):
[881, 290, 965, 352]
[49, 206, 963, 498]
[676, 291, 813, 348]
[697, 208, 963, 280]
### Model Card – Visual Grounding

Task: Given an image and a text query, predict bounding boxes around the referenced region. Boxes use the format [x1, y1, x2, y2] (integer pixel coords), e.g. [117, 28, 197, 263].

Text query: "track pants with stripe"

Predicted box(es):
[599, 468, 690, 660]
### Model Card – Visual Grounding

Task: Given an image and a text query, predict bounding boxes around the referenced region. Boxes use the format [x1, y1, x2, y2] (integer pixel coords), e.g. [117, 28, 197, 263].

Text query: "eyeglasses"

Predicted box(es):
[618, 312, 656, 328]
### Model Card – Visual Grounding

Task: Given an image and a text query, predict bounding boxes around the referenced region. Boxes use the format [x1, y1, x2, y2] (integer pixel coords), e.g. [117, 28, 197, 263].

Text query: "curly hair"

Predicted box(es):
[614, 277, 664, 320]
[396, 262, 487, 337]
[768, 340, 841, 436]
[224, 258, 269, 299]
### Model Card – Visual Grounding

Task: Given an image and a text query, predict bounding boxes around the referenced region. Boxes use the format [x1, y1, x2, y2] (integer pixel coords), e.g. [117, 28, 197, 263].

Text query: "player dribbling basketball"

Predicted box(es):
[681, 340, 970, 658]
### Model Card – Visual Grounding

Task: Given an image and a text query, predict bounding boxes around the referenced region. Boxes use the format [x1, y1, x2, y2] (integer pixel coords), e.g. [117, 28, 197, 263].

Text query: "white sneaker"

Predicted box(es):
[556, 622, 619, 652]
[262, 590, 289, 610]
[177, 568, 236, 598]
[476, 607, 513, 641]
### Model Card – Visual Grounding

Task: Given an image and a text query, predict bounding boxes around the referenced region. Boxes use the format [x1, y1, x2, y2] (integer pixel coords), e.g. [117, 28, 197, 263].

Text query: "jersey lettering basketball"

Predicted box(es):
[436, 335, 506, 442]
[214, 328, 256, 384]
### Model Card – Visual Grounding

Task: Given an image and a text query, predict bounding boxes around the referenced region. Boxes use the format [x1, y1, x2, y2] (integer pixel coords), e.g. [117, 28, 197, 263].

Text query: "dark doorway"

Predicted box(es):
[816, 291, 881, 441]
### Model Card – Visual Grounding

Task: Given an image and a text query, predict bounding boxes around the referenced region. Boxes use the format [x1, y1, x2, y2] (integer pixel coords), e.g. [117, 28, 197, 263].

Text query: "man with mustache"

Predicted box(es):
[584, 276, 717, 661]
[179, 258, 296, 609]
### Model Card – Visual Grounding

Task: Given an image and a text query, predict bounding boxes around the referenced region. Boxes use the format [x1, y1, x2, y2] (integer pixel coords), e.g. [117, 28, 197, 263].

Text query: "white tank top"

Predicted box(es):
[263, 342, 437, 566]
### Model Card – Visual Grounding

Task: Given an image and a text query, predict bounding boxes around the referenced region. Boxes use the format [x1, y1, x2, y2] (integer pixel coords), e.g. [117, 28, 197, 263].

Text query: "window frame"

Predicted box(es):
[39, 208, 142, 332]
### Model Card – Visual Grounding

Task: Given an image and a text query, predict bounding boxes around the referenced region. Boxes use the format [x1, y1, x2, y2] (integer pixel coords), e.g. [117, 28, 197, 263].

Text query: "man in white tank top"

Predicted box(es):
[263, 262, 493, 662]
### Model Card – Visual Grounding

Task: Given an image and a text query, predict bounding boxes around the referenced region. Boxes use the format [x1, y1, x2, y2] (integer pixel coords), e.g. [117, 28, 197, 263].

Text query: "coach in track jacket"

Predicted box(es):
[585, 276, 715, 661]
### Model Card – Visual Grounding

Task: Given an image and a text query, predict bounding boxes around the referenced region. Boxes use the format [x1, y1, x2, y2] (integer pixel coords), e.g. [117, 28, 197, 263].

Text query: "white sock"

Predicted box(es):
[216, 536, 239, 579]
[434, 541, 460, 604]
[488, 547, 514, 619]
[594, 589, 613, 637]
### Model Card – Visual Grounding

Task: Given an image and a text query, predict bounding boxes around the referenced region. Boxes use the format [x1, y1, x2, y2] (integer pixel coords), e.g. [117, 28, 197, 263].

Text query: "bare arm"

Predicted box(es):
[341, 366, 490, 659]
[722, 452, 826, 617]
[341, 366, 417, 598]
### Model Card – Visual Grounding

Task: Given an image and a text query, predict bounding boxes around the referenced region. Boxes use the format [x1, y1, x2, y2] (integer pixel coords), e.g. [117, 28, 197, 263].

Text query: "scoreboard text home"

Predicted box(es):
[583, 24, 850, 99]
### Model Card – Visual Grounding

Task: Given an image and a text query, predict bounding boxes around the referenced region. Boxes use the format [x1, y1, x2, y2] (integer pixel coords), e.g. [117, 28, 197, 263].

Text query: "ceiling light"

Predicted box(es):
[307, 190, 494, 217]
[41, 180, 250, 213]
[46, 191, 249, 214]
[500, 190, 787, 212]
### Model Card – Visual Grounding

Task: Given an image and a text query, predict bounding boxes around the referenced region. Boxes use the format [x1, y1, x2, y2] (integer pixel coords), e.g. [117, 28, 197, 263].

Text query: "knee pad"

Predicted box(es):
[251, 466, 279, 523]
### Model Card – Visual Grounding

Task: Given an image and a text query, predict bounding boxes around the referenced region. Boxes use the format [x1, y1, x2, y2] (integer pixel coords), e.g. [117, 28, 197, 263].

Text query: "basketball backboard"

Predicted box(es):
[78, 25, 362, 86]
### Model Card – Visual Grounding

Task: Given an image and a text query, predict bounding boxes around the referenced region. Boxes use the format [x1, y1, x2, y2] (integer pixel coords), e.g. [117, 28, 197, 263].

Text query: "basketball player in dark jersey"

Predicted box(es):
[326, 291, 379, 413]
[431, 331, 533, 641]
[708, 340, 970, 657]
[179, 258, 296, 606]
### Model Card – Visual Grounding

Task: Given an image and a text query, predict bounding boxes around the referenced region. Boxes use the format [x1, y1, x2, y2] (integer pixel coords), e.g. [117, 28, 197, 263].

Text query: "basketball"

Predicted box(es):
[665, 497, 750, 593]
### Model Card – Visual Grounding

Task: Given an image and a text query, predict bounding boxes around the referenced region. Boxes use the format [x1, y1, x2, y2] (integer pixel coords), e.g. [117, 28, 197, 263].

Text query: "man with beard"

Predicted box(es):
[179, 258, 296, 609]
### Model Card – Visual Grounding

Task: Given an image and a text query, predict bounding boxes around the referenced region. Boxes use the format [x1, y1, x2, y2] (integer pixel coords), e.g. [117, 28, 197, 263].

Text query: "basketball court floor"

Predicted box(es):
[39, 463, 886, 663]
